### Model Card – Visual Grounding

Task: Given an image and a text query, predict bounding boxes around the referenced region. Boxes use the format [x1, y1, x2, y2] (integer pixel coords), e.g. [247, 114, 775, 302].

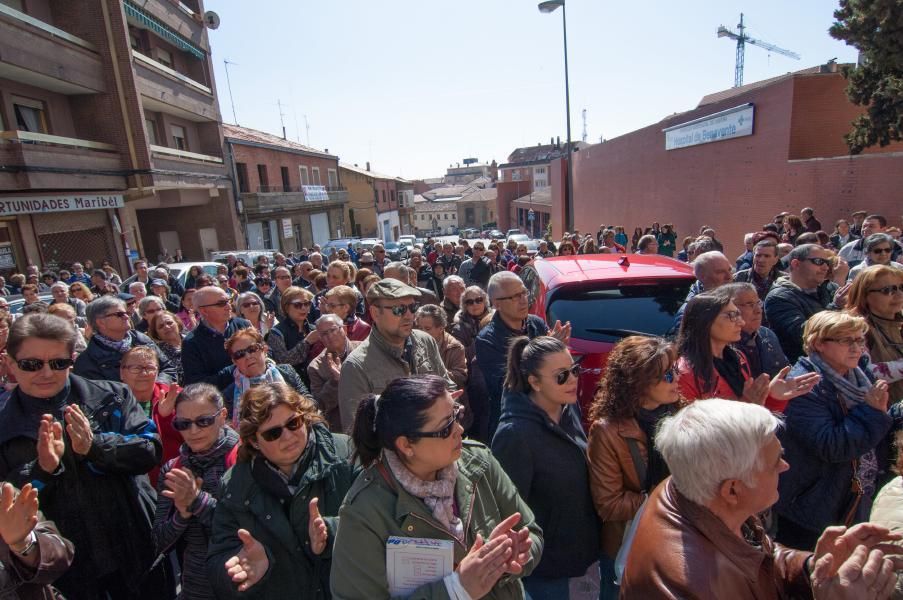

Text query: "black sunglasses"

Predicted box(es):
[256, 279, 272, 286]
[804, 257, 830, 266]
[199, 299, 230, 309]
[554, 363, 581, 385]
[378, 302, 420, 317]
[407, 404, 465, 439]
[463, 297, 484, 306]
[172, 412, 220, 431]
[288, 300, 312, 309]
[241, 301, 260, 309]
[870, 247, 893, 254]
[102, 311, 130, 320]
[15, 358, 74, 372]
[231, 343, 263, 361]
[869, 284, 903, 296]
[259, 414, 304, 442]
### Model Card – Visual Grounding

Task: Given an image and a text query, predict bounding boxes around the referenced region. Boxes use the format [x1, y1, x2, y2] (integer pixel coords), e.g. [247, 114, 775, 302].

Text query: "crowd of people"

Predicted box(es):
[0, 205, 899, 598]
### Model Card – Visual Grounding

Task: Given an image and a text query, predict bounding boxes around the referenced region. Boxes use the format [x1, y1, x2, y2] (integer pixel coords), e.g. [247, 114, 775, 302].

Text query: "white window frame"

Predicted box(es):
[311, 167, 321, 185]
[327, 168, 338, 188]
[299, 166, 309, 185]
[170, 124, 187, 150]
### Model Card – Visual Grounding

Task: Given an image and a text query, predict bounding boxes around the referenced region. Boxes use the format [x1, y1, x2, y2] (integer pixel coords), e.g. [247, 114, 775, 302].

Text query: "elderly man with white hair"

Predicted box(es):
[49, 280, 87, 326]
[669, 250, 735, 335]
[307, 313, 362, 432]
[621, 399, 900, 599]
[440, 275, 465, 330]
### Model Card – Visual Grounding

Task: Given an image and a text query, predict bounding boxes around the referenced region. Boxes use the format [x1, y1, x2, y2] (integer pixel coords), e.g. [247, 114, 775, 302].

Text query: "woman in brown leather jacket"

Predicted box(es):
[586, 336, 681, 599]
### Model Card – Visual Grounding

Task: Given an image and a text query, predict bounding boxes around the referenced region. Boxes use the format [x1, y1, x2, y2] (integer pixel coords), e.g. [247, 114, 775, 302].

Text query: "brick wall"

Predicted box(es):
[230, 143, 339, 192]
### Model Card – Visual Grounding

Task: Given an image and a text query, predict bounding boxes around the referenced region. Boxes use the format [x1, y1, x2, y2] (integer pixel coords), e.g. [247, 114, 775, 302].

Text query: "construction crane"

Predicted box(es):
[717, 13, 800, 87]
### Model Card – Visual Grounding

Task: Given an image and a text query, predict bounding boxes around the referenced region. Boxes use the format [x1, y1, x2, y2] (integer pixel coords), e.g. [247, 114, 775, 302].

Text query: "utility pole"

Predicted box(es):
[277, 99, 287, 140]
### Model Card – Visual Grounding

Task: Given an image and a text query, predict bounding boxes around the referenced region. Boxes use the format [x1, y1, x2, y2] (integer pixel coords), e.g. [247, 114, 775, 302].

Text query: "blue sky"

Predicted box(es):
[207, 0, 858, 180]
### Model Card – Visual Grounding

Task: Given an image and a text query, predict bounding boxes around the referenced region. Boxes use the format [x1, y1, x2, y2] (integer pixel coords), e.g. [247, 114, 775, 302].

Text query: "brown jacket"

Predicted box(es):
[307, 340, 361, 432]
[621, 478, 813, 599]
[587, 417, 646, 559]
[0, 517, 74, 600]
[438, 332, 467, 390]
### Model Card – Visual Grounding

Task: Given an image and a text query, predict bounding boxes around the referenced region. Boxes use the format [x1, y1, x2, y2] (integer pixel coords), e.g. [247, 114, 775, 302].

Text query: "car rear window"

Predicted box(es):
[546, 280, 692, 342]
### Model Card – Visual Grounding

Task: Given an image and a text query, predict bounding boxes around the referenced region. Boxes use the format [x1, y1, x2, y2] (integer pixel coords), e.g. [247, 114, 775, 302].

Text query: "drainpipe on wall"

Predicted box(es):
[224, 138, 249, 249]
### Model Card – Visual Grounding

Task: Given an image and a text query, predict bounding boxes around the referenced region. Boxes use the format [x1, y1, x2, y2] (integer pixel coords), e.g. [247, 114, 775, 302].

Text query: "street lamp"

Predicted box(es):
[538, 0, 574, 234]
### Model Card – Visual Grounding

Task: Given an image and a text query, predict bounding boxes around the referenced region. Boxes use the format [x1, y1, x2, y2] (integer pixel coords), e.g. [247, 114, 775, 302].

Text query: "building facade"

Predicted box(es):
[414, 198, 458, 235]
[0, 0, 242, 275]
[340, 162, 401, 242]
[456, 187, 497, 231]
[225, 124, 345, 251]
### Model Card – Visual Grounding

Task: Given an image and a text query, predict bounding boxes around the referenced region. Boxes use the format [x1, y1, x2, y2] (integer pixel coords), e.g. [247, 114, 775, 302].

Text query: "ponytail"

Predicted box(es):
[504, 336, 532, 392]
[504, 335, 569, 394]
[351, 395, 380, 466]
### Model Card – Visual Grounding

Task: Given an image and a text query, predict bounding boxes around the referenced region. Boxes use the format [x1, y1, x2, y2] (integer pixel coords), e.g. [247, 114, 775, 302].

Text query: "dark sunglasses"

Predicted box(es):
[241, 301, 261, 309]
[15, 358, 74, 372]
[869, 284, 903, 296]
[463, 297, 484, 306]
[407, 404, 465, 439]
[870, 247, 893, 255]
[554, 363, 581, 385]
[172, 412, 220, 432]
[231, 343, 264, 361]
[288, 300, 312, 309]
[255, 279, 272, 286]
[804, 257, 830, 266]
[199, 299, 230, 309]
[102, 311, 130, 320]
[259, 414, 304, 442]
[378, 302, 420, 317]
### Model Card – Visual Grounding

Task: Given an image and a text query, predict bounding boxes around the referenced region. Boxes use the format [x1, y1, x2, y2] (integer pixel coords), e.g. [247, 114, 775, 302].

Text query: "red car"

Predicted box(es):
[520, 254, 695, 426]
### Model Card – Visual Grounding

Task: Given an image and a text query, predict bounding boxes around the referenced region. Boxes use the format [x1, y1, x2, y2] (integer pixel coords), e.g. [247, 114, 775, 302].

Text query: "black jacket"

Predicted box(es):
[182, 318, 251, 387]
[74, 330, 178, 384]
[764, 278, 837, 363]
[0, 375, 164, 599]
[491, 390, 599, 578]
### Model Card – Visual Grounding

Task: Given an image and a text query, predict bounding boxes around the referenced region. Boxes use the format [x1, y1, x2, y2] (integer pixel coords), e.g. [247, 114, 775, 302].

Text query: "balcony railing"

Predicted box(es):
[133, 50, 211, 94]
[0, 3, 96, 51]
[256, 185, 345, 193]
[0, 130, 115, 151]
[149, 144, 222, 163]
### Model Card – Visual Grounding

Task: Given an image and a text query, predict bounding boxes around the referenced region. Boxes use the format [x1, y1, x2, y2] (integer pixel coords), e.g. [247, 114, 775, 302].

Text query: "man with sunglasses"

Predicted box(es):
[182, 286, 251, 387]
[0, 314, 166, 599]
[74, 295, 178, 385]
[765, 244, 844, 363]
[337, 279, 453, 430]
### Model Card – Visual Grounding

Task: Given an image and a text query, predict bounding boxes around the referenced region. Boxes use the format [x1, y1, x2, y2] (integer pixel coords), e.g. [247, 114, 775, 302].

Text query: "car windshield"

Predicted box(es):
[547, 280, 692, 343]
[385, 242, 400, 249]
[509, 234, 529, 242]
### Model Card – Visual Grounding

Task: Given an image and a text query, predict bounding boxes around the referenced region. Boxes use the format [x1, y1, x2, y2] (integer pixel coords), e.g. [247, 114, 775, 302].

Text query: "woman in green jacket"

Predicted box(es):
[206, 382, 360, 599]
[331, 375, 543, 599]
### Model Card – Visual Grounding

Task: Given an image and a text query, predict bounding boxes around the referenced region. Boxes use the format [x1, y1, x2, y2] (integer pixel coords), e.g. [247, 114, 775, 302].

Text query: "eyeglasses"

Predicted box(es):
[868, 285, 903, 296]
[319, 326, 343, 337]
[122, 364, 157, 375]
[241, 301, 260, 309]
[720, 310, 743, 323]
[463, 297, 484, 306]
[377, 302, 420, 316]
[101, 311, 130, 320]
[256, 280, 272, 286]
[259, 414, 305, 442]
[804, 257, 831, 266]
[870, 247, 893, 255]
[662, 366, 680, 384]
[494, 290, 528, 303]
[288, 300, 312, 309]
[407, 404, 465, 439]
[823, 337, 867, 349]
[14, 358, 74, 372]
[734, 300, 764, 310]
[231, 343, 264, 361]
[276, 275, 291, 280]
[199, 299, 230, 309]
[172, 412, 221, 432]
[553, 363, 581, 385]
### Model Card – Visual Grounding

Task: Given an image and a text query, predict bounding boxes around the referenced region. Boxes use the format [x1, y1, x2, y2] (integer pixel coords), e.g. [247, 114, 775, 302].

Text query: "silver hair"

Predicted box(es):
[692, 251, 729, 280]
[864, 233, 894, 253]
[138, 295, 165, 317]
[415, 303, 447, 328]
[85, 295, 125, 329]
[487, 271, 523, 302]
[316, 313, 344, 328]
[443, 275, 465, 290]
[129, 281, 146, 292]
[50, 281, 68, 292]
[656, 398, 781, 505]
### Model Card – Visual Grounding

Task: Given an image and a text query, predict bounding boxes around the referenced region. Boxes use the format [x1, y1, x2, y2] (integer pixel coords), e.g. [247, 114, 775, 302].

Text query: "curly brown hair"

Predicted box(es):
[589, 336, 677, 420]
[237, 382, 323, 462]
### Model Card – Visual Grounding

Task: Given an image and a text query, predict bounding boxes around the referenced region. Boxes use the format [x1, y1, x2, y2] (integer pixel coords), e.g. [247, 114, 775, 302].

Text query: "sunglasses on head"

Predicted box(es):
[231, 342, 263, 361]
[15, 358, 74, 372]
[172, 412, 220, 432]
[463, 297, 484, 306]
[259, 414, 304, 442]
[407, 404, 465, 439]
[554, 363, 581, 385]
[378, 302, 420, 316]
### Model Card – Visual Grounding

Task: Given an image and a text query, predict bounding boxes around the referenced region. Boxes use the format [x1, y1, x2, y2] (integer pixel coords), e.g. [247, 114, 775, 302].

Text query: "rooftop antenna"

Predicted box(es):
[303, 115, 310, 146]
[581, 108, 588, 143]
[223, 59, 238, 124]
[717, 13, 800, 87]
[277, 99, 287, 140]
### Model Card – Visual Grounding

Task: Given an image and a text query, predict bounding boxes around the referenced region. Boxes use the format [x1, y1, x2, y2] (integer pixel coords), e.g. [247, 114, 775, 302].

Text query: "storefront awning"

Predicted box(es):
[123, 0, 205, 61]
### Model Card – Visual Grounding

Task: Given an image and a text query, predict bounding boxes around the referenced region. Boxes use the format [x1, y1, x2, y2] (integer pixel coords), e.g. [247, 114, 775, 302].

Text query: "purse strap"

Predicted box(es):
[625, 438, 648, 492]
[835, 397, 863, 496]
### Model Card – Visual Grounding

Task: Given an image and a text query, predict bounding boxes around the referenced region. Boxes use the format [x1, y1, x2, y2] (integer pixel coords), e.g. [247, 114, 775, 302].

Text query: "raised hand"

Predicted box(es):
[64, 405, 93, 456]
[37, 415, 64, 473]
[456, 534, 513, 599]
[768, 366, 820, 402]
[865, 380, 890, 412]
[814, 523, 902, 580]
[550, 320, 571, 345]
[811, 544, 896, 600]
[308, 498, 328, 555]
[325, 353, 342, 381]
[265, 312, 275, 329]
[741, 373, 770, 405]
[488, 512, 533, 574]
[157, 384, 180, 418]
[224, 529, 269, 592]
[162, 467, 202, 519]
[0, 483, 38, 549]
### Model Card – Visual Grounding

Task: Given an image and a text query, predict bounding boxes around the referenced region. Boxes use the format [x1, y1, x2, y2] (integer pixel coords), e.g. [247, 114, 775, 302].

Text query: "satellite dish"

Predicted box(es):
[204, 11, 220, 29]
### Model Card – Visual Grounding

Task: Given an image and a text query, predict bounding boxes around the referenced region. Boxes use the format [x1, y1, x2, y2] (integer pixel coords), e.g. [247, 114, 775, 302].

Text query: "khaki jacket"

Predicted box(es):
[586, 417, 647, 558]
[338, 328, 454, 430]
[330, 442, 543, 600]
[621, 478, 813, 599]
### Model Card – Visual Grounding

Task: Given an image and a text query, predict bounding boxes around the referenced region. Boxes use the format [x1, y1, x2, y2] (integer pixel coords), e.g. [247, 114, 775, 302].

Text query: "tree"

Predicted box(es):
[829, 0, 903, 154]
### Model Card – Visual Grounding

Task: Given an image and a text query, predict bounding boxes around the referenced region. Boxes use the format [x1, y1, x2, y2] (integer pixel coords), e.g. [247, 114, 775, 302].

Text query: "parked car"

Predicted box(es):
[8, 293, 53, 315]
[506, 228, 522, 237]
[521, 254, 695, 427]
[357, 238, 383, 253]
[210, 250, 276, 266]
[121, 262, 221, 292]
[488, 230, 505, 240]
[384, 241, 409, 261]
[507, 233, 530, 246]
[322, 238, 362, 257]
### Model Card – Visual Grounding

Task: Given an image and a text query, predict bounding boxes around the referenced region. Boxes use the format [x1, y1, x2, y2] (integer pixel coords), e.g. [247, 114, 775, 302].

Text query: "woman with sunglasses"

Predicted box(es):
[220, 329, 309, 427]
[208, 383, 358, 598]
[847, 265, 903, 402]
[153, 383, 237, 600]
[235, 291, 275, 336]
[491, 336, 598, 599]
[847, 233, 903, 282]
[332, 374, 542, 599]
[267, 286, 319, 380]
[677, 291, 819, 412]
[586, 336, 681, 599]
[451, 285, 494, 442]
[69, 282, 94, 304]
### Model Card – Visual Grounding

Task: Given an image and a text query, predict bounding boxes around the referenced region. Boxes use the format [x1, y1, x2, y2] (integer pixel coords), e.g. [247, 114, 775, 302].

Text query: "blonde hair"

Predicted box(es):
[803, 311, 869, 354]
[848, 264, 903, 317]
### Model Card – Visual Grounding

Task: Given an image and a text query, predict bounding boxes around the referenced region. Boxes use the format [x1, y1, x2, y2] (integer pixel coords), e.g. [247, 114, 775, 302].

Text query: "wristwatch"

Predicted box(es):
[11, 531, 36, 557]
